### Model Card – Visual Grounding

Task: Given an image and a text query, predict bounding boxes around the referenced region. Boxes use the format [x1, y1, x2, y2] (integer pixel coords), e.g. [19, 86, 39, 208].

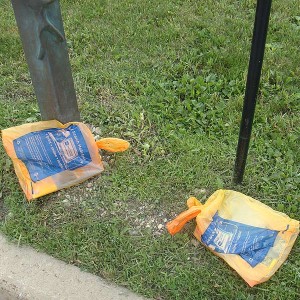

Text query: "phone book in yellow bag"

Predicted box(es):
[2, 120, 129, 200]
[167, 190, 299, 287]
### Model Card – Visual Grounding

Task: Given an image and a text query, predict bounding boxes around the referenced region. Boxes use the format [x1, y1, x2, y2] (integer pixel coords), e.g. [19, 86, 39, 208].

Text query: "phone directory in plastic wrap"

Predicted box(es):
[2, 120, 129, 200]
[167, 189, 299, 286]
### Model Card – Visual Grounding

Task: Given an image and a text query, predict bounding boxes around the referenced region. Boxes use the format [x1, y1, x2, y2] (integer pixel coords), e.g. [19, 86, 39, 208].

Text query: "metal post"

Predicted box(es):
[11, 0, 80, 123]
[233, 0, 272, 184]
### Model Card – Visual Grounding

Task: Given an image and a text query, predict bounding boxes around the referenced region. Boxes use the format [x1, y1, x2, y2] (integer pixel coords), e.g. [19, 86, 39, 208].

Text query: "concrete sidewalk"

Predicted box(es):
[0, 234, 148, 300]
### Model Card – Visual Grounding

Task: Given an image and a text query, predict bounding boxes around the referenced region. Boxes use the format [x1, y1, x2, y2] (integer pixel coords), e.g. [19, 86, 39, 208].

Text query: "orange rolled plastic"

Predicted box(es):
[96, 138, 130, 152]
[167, 200, 202, 235]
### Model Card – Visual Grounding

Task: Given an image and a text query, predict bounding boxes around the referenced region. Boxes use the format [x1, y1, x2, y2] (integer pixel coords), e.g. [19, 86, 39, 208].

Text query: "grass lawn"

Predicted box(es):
[0, 0, 299, 299]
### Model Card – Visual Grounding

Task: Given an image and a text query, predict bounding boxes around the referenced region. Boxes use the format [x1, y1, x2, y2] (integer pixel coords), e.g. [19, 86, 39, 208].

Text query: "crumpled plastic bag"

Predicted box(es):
[167, 189, 299, 287]
[1, 120, 129, 200]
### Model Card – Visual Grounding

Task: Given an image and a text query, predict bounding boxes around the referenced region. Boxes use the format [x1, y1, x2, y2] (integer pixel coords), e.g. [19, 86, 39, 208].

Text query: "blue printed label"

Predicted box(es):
[14, 125, 92, 182]
[201, 212, 279, 267]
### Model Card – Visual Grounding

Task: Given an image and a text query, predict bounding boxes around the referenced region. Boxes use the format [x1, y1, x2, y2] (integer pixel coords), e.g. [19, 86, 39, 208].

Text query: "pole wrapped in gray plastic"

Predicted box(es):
[11, 0, 80, 123]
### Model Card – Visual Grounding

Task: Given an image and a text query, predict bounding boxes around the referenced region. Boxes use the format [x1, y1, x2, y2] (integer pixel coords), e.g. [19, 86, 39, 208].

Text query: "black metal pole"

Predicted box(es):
[233, 0, 272, 184]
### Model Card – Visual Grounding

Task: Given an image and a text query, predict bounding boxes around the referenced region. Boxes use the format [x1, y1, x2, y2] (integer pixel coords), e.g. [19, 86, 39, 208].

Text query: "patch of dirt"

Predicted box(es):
[42, 171, 179, 237]
[92, 192, 181, 237]
[121, 201, 177, 237]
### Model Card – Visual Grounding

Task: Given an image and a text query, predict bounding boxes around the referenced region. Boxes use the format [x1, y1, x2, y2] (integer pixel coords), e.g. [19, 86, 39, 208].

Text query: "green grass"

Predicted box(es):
[0, 0, 299, 299]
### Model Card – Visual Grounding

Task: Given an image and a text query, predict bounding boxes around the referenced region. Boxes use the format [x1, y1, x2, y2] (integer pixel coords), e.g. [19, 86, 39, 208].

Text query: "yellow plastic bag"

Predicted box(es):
[167, 189, 299, 287]
[1, 120, 129, 201]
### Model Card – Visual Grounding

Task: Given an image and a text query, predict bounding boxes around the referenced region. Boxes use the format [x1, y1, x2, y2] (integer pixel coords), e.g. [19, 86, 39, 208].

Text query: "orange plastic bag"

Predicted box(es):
[1, 120, 129, 201]
[167, 190, 299, 287]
